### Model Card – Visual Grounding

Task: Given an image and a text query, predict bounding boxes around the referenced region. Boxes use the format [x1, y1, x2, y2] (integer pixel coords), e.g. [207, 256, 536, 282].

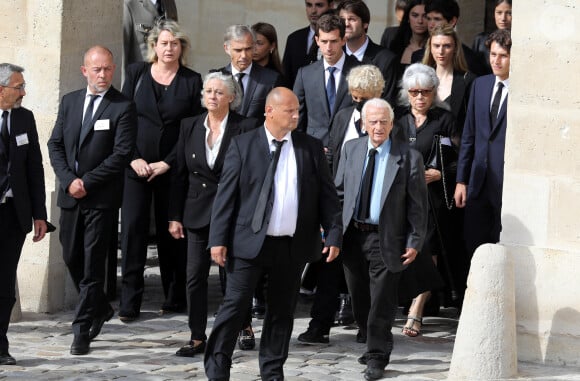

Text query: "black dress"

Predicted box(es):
[394, 107, 454, 303]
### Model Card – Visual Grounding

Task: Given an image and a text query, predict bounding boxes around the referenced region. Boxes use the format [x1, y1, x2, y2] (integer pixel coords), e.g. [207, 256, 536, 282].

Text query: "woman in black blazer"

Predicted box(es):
[120, 20, 203, 321]
[394, 64, 452, 337]
[168, 71, 258, 357]
[422, 24, 476, 145]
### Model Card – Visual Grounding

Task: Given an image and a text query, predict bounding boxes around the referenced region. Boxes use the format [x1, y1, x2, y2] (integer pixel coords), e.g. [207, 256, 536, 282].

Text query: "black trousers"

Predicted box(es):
[307, 255, 343, 333]
[464, 195, 502, 258]
[205, 237, 304, 380]
[59, 205, 114, 336]
[342, 226, 400, 365]
[185, 226, 212, 341]
[0, 200, 27, 353]
[120, 173, 186, 314]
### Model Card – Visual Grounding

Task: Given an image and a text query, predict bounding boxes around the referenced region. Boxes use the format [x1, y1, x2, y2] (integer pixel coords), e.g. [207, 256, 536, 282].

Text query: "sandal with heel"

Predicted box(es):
[402, 315, 422, 337]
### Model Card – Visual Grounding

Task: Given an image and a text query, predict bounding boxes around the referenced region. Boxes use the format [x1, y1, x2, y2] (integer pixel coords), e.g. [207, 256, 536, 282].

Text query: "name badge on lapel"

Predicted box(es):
[16, 133, 29, 146]
[94, 119, 110, 131]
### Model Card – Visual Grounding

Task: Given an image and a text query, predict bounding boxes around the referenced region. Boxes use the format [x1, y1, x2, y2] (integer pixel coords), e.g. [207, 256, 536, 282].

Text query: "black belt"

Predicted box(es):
[352, 221, 378, 232]
[266, 235, 292, 240]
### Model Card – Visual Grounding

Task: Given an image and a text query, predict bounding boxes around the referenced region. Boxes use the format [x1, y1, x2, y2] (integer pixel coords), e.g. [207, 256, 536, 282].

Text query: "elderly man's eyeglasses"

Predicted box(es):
[3, 84, 26, 91]
[408, 88, 433, 97]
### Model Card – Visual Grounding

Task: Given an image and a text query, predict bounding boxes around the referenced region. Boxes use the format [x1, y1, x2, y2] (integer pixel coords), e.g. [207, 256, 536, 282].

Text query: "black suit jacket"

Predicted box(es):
[3, 107, 47, 232]
[446, 70, 476, 141]
[220, 64, 282, 125]
[122, 62, 202, 171]
[361, 38, 399, 105]
[168, 112, 259, 229]
[48, 87, 137, 209]
[282, 26, 312, 89]
[208, 128, 342, 264]
[327, 105, 355, 175]
[293, 54, 361, 146]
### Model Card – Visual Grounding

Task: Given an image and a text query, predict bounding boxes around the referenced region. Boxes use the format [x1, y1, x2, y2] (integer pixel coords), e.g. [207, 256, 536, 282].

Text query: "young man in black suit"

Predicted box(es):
[454, 29, 511, 257]
[0, 63, 48, 366]
[204, 87, 342, 381]
[282, 0, 334, 87]
[48, 46, 137, 356]
[219, 24, 283, 125]
[338, 0, 399, 104]
[293, 13, 361, 148]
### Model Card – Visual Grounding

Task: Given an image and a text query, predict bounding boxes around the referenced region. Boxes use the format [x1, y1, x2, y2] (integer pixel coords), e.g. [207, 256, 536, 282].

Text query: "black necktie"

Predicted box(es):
[326, 67, 336, 115]
[236, 72, 245, 96]
[251, 139, 286, 233]
[356, 148, 378, 221]
[1, 111, 9, 157]
[490, 82, 504, 126]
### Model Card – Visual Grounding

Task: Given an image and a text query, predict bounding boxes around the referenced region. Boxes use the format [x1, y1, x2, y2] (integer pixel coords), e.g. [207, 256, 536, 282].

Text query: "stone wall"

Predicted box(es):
[501, 0, 580, 366]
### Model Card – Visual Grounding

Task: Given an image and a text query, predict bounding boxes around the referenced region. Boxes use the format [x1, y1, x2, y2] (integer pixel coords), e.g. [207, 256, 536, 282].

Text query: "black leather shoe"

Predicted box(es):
[297, 327, 329, 344]
[251, 297, 266, 319]
[356, 329, 367, 343]
[89, 305, 114, 340]
[175, 340, 206, 357]
[70, 335, 90, 355]
[0, 352, 16, 365]
[364, 365, 384, 380]
[335, 294, 354, 325]
[160, 302, 186, 314]
[237, 328, 255, 350]
[358, 355, 367, 365]
[118, 311, 139, 323]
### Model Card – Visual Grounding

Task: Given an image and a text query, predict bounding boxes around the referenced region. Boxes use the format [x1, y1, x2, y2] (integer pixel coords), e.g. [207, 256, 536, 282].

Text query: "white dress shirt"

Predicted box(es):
[490, 78, 509, 114]
[264, 127, 298, 236]
[204, 113, 228, 169]
[323, 53, 346, 95]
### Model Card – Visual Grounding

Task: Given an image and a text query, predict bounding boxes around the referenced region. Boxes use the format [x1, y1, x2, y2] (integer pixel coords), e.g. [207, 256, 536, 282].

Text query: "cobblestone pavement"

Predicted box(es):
[3, 249, 580, 380]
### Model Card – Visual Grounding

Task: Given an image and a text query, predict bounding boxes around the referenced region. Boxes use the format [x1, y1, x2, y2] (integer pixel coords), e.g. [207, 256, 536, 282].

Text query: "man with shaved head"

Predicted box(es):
[48, 45, 136, 356]
[204, 87, 342, 380]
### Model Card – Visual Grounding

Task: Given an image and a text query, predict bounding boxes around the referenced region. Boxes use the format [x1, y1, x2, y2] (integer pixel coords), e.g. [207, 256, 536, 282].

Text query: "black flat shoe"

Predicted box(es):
[237, 328, 255, 350]
[89, 305, 114, 340]
[70, 335, 90, 355]
[0, 352, 16, 365]
[175, 340, 206, 357]
[297, 327, 329, 344]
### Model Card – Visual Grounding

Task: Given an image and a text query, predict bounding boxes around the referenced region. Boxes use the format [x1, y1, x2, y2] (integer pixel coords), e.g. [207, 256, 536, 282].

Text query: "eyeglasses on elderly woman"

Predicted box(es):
[408, 88, 434, 97]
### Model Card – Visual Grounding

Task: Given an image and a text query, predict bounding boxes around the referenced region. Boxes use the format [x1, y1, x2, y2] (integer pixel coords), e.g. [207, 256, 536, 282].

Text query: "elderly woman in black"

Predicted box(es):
[395, 63, 452, 336]
[120, 20, 203, 321]
[168, 71, 258, 357]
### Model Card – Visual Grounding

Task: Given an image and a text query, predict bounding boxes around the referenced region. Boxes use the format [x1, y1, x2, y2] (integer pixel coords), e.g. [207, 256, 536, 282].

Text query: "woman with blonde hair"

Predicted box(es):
[119, 20, 203, 322]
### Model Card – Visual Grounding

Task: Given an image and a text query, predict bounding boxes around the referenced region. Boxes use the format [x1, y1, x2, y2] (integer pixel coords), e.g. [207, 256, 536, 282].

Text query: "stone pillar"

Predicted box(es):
[500, 0, 580, 367]
[448, 244, 517, 380]
[0, 0, 122, 313]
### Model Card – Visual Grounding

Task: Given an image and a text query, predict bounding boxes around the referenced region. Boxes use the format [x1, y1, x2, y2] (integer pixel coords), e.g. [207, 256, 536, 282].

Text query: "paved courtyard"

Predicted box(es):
[3, 248, 580, 380]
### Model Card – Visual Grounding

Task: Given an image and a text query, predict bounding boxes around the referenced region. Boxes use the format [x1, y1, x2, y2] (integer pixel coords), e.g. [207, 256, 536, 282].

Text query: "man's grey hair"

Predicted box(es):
[224, 24, 255, 46]
[361, 98, 394, 123]
[0, 63, 24, 86]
